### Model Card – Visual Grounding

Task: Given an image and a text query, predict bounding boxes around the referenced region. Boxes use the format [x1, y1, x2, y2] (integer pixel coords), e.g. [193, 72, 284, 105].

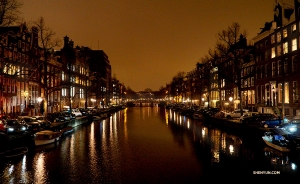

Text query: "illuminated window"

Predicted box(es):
[277, 32, 281, 42]
[292, 24, 297, 32]
[62, 88, 67, 96]
[278, 83, 282, 103]
[271, 47, 276, 58]
[292, 38, 297, 51]
[283, 42, 288, 54]
[283, 29, 288, 38]
[284, 82, 289, 103]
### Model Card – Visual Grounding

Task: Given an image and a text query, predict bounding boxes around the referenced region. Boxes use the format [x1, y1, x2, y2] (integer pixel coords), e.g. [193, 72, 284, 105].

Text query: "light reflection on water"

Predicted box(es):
[166, 108, 300, 176]
[1, 107, 300, 183]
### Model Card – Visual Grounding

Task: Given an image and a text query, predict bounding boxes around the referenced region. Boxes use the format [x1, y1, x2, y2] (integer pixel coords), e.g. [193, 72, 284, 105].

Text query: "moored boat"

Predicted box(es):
[262, 131, 290, 152]
[34, 130, 62, 146]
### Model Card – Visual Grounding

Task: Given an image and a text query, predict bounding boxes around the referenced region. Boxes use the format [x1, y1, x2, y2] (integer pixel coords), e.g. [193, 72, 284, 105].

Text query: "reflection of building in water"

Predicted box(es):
[264, 147, 298, 172]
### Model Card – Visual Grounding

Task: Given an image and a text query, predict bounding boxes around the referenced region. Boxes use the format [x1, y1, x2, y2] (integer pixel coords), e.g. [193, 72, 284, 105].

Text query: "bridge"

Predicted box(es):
[130, 100, 166, 107]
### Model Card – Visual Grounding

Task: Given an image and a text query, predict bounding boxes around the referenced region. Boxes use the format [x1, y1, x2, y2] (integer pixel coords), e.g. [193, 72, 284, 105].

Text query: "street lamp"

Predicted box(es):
[229, 97, 233, 111]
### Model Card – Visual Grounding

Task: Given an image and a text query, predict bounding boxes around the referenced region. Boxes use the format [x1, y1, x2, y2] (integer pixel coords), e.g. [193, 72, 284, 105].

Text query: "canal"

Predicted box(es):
[1, 107, 300, 183]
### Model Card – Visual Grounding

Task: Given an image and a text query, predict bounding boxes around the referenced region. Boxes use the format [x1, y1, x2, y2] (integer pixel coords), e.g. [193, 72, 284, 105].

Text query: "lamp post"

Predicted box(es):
[229, 97, 233, 111]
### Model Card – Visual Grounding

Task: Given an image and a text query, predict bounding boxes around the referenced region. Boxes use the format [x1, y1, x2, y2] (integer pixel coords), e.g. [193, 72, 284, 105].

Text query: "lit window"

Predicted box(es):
[283, 42, 288, 54]
[277, 32, 281, 42]
[292, 38, 297, 51]
[283, 29, 288, 38]
[271, 47, 276, 58]
[292, 24, 297, 32]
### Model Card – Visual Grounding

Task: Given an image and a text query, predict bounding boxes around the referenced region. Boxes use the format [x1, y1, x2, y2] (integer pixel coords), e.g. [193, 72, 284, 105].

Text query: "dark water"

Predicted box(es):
[1, 107, 300, 183]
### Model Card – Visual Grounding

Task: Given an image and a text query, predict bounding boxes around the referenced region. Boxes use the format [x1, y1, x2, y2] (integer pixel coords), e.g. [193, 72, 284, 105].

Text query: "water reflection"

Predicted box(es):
[1, 107, 300, 183]
[166, 109, 300, 176]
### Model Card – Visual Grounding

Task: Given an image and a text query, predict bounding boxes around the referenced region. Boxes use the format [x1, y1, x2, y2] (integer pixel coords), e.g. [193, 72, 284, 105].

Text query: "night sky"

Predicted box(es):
[20, 0, 276, 91]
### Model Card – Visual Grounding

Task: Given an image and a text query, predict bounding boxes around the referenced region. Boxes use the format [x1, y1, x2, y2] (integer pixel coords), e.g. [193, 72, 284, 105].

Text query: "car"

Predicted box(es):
[239, 113, 275, 124]
[225, 109, 249, 119]
[2, 119, 28, 134]
[47, 112, 66, 123]
[72, 109, 82, 117]
[31, 116, 52, 128]
[17, 116, 41, 131]
[260, 116, 289, 128]
[78, 108, 88, 116]
[278, 115, 300, 135]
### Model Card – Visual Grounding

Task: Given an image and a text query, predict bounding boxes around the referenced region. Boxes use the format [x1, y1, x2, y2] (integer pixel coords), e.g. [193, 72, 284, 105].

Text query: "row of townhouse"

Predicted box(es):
[168, 0, 300, 118]
[0, 23, 125, 117]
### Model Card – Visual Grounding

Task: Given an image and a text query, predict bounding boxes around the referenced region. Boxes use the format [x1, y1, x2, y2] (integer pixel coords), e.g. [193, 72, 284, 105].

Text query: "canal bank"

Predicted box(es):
[201, 116, 274, 144]
[0, 115, 94, 154]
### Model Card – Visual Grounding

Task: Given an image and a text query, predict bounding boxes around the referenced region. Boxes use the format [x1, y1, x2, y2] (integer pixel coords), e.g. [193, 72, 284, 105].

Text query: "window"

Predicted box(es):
[271, 47, 276, 58]
[62, 88, 67, 96]
[71, 86, 75, 97]
[284, 59, 288, 74]
[278, 60, 282, 76]
[271, 34, 275, 44]
[272, 62, 276, 77]
[277, 32, 281, 42]
[265, 50, 270, 60]
[265, 64, 268, 77]
[277, 45, 281, 56]
[79, 88, 84, 99]
[293, 81, 299, 103]
[292, 56, 298, 73]
[283, 29, 288, 38]
[284, 82, 289, 103]
[292, 38, 297, 51]
[283, 42, 288, 54]
[265, 40, 269, 46]
[292, 24, 297, 32]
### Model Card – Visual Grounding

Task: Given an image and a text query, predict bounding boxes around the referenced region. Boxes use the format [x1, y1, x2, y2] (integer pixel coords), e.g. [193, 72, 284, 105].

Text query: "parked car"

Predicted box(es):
[239, 113, 275, 124]
[17, 116, 41, 131]
[2, 119, 28, 134]
[60, 111, 73, 121]
[47, 112, 66, 123]
[72, 109, 82, 117]
[260, 116, 289, 128]
[31, 116, 52, 128]
[78, 108, 89, 116]
[225, 109, 249, 119]
[278, 115, 300, 135]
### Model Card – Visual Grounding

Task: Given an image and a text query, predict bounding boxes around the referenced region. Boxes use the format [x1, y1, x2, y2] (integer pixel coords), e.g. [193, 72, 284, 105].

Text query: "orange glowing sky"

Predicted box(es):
[20, 0, 276, 91]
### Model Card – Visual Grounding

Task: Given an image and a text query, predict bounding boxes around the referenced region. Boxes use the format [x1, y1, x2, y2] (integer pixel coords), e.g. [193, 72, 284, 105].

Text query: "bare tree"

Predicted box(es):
[0, 0, 23, 26]
[211, 22, 253, 115]
[33, 17, 61, 116]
